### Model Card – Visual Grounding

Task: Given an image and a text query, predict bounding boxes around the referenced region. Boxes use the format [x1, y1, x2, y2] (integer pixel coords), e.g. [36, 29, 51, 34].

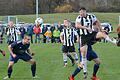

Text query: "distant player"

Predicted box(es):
[0, 49, 6, 56]
[3, 35, 37, 79]
[60, 19, 79, 67]
[6, 21, 20, 44]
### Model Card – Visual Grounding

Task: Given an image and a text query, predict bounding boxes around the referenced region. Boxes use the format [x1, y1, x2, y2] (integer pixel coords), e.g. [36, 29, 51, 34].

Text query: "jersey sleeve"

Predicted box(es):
[91, 14, 97, 24]
[75, 16, 81, 23]
[10, 41, 18, 48]
[74, 30, 78, 36]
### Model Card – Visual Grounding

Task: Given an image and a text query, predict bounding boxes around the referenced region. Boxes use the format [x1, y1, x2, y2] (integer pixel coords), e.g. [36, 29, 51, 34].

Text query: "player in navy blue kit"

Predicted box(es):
[69, 41, 100, 80]
[3, 35, 37, 79]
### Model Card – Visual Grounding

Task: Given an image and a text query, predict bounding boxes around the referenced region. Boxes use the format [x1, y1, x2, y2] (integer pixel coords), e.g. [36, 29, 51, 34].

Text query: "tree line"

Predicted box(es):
[0, 0, 120, 15]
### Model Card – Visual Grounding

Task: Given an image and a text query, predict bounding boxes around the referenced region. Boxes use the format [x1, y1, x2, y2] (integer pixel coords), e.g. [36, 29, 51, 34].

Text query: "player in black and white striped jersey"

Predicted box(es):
[60, 19, 79, 67]
[69, 7, 119, 80]
[7, 21, 20, 45]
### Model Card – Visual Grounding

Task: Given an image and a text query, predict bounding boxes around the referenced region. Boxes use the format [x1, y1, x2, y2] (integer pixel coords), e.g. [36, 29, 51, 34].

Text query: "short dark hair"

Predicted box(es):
[79, 7, 86, 10]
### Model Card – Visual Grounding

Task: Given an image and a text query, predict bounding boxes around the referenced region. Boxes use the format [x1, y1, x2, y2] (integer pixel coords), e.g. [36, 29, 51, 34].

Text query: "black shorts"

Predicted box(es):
[62, 45, 75, 53]
[81, 31, 98, 46]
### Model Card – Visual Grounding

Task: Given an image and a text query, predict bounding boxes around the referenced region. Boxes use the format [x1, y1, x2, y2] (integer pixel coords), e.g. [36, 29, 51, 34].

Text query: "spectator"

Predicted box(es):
[58, 22, 63, 32]
[27, 24, 34, 43]
[33, 24, 41, 43]
[42, 25, 48, 43]
[19, 25, 26, 40]
[50, 24, 55, 43]
[44, 27, 52, 43]
[53, 28, 60, 43]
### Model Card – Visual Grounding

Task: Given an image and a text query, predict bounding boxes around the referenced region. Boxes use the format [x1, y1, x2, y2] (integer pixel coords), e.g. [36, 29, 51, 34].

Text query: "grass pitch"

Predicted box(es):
[0, 42, 120, 80]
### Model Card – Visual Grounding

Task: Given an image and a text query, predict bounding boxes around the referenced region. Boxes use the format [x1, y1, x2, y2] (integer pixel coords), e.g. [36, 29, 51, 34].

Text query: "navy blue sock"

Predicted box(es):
[93, 64, 100, 76]
[72, 67, 82, 77]
[8, 66, 12, 78]
[31, 63, 36, 77]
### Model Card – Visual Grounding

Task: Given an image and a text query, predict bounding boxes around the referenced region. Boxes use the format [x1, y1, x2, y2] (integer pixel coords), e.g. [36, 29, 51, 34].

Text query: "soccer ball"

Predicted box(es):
[35, 17, 43, 25]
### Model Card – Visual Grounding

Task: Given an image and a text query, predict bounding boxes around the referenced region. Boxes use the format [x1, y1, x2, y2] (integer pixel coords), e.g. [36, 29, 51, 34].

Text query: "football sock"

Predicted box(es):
[63, 53, 67, 64]
[73, 52, 79, 63]
[31, 63, 36, 77]
[82, 57, 87, 73]
[93, 63, 100, 77]
[105, 36, 116, 44]
[8, 66, 12, 78]
[72, 67, 82, 77]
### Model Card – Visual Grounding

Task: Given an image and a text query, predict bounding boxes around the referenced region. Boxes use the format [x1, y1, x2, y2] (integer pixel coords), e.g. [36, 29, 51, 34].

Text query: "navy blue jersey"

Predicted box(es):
[11, 41, 30, 54]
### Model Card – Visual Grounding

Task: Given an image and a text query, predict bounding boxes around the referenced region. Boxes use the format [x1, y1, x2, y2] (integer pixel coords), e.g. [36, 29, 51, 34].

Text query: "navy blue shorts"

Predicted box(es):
[86, 49, 98, 61]
[10, 53, 32, 63]
[79, 45, 98, 61]
[80, 50, 98, 61]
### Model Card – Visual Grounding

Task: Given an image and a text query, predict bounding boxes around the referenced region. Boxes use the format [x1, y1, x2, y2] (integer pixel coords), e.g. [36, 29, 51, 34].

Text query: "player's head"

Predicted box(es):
[79, 7, 87, 17]
[35, 17, 43, 26]
[23, 35, 31, 44]
[8, 21, 14, 28]
[63, 19, 71, 28]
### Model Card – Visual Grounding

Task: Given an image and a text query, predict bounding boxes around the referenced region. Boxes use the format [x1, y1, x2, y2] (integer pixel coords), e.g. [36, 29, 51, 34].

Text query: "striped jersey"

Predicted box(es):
[61, 27, 78, 46]
[7, 27, 20, 42]
[76, 13, 97, 35]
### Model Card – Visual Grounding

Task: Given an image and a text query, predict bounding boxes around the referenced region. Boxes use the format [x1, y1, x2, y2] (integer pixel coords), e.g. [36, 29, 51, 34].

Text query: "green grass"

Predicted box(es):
[0, 42, 120, 80]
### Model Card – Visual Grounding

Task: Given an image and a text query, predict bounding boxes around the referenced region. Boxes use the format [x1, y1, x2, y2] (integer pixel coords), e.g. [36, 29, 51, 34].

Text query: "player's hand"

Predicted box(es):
[101, 29, 108, 34]
[31, 53, 35, 56]
[102, 29, 107, 32]
[12, 54, 16, 58]
[1, 51, 6, 56]
[87, 28, 92, 32]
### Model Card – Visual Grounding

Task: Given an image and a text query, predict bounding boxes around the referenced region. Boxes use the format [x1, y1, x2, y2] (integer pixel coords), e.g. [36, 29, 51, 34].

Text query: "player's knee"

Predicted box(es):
[32, 60, 36, 65]
[8, 65, 13, 69]
[78, 63, 83, 69]
[95, 60, 101, 65]
[96, 32, 105, 38]
[8, 62, 14, 68]
[80, 48, 86, 54]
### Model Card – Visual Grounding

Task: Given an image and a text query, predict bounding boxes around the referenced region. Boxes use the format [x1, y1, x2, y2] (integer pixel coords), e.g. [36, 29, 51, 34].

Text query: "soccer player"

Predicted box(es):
[60, 19, 79, 67]
[3, 35, 37, 79]
[69, 7, 119, 80]
[6, 21, 20, 44]
[0, 49, 6, 56]
[69, 41, 100, 80]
